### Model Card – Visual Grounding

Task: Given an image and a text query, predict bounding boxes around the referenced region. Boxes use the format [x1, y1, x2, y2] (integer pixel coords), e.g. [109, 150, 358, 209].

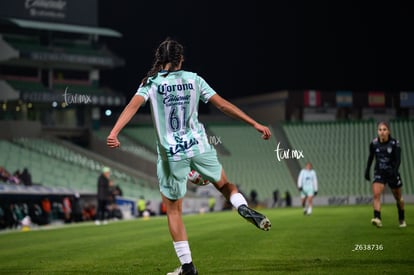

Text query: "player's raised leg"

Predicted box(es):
[213, 169, 271, 231]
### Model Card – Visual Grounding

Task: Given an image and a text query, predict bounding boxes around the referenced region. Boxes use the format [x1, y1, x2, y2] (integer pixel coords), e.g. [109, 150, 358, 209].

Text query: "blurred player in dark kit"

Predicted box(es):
[365, 121, 406, 228]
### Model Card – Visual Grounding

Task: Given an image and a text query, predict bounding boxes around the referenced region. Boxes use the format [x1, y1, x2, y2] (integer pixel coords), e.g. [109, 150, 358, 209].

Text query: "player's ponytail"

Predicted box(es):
[140, 38, 184, 86]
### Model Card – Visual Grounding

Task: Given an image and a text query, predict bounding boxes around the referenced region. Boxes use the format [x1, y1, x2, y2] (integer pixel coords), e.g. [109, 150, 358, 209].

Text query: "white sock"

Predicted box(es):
[173, 241, 192, 265]
[230, 193, 248, 209]
[307, 207, 312, 214]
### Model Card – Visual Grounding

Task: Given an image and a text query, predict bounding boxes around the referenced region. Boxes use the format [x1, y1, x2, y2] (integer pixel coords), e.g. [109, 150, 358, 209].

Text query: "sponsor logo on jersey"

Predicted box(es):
[169, 134, 199, 156]
[157, 83, 194, 95]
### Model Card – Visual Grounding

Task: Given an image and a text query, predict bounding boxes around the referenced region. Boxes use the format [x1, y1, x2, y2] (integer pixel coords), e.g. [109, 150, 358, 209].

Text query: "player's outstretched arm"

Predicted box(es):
[107, 95, 145, 148]
[209, 94, 271, 140]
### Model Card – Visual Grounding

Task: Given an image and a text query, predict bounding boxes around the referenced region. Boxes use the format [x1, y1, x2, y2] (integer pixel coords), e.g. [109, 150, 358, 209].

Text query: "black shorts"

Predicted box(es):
[373, 172, 403, 189]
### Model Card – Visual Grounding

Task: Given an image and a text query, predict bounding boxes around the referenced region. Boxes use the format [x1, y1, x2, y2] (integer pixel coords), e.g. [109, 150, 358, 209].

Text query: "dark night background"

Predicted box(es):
[98, 1, 413, 100]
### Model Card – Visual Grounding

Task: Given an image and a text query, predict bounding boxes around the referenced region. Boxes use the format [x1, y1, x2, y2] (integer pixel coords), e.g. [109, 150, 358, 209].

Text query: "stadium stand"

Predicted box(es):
[392, 120, 414, 195]
[93, 127, 157, 163]
[6, 79, 46, 93]
[0, 138, 160, 200]
[122, 125, 159, 153]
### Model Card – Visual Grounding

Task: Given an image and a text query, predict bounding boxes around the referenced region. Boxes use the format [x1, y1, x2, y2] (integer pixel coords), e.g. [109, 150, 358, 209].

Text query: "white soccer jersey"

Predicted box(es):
[136, 70, 216, 161]
[297, 169, 318, 191]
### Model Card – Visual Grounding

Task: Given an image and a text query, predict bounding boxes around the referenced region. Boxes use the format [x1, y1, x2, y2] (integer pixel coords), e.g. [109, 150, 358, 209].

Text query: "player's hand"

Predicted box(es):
[107, 134, 121, 148]
[364, 170, 370, 181]
[314, 191, 318, 196]
[253, 123, 271, 140]
[298, 187, 303, 191]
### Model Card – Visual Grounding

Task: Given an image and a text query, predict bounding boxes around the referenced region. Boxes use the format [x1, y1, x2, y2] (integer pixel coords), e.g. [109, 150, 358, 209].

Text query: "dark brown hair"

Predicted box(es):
[377, 120, 390, 131]
[140, 38, 184, 86]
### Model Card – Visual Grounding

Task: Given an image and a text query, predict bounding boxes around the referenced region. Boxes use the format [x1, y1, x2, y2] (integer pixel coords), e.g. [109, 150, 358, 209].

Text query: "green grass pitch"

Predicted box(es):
[0, 204, 413, 274]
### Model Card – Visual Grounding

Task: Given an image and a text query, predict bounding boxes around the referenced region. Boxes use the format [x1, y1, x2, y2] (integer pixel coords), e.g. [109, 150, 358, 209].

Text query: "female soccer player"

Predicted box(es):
[365, 121, 406, 228]
[297, 162, 318, 215]
[106, 38, 272, 275]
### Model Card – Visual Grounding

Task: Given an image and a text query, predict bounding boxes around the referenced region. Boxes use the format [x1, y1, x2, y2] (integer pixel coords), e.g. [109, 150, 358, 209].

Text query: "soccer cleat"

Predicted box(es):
[166, 267, 180, 275]
[399, 220, 407, 228]
[167, 263, 198, 275]
[371, 218, 382, 228]
[237, 205, 271, 231]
